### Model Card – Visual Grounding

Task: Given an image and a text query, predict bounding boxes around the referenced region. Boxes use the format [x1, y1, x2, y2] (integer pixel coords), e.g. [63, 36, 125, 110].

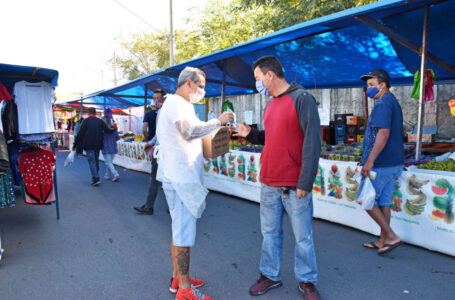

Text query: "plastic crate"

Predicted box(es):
[335, 134, 346, 145]
[346, 134, 357, 144]
[334, 113, 353, 124]
[346, 125, 357, 135]
[346, 116, 365, 125]
[334, 124, 346, 135]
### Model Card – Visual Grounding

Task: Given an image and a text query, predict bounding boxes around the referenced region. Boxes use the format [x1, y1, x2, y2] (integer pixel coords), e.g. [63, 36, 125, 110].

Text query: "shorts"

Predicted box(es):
[360, 165, 403, 207]
[163, 182, 197, 247]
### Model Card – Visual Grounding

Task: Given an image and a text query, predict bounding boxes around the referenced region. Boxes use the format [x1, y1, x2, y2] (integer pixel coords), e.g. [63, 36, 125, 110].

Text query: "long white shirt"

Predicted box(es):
[156, 94, 220, 218]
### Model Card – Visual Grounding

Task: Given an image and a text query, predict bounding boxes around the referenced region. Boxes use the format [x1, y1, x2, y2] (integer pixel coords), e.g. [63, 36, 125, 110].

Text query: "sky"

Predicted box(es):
[1, 0, 211, 99]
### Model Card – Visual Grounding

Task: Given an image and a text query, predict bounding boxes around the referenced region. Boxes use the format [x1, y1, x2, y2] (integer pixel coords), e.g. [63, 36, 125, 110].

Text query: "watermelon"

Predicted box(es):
[432, 209, 445, 218]
[432, 186, 449, 195]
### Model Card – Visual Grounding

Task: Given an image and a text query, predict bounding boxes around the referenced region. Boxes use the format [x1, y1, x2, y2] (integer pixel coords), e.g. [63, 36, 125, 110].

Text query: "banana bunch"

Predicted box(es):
[404, 175, 429, 216]
[404, 196, 426, 215]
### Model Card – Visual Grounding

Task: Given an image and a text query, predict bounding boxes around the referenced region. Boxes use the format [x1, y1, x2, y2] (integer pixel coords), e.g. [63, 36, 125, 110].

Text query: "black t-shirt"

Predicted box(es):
[143, 111, 157, 140]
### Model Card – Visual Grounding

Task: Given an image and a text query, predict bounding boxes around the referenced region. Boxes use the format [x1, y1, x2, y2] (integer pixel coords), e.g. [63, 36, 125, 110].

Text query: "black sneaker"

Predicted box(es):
[134, 205, 154, 215]
[91, 179, 101, 186]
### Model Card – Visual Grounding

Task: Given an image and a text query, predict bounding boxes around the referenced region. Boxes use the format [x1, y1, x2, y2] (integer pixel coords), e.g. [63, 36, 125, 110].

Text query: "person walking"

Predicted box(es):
[134, 89, 166, 214]
[359, 69, 405, 255]
[102, 108, 120, 182]
[74, 107, 113, 186]
[156, 67, 233, 300]
[235, 56, 321, 300]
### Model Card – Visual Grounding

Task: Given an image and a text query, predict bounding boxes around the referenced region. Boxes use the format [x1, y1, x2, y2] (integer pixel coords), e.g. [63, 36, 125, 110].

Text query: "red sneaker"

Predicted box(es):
[175, 287, 211, 300]
[298, 282, 320, 300]
[170, 277, 205, 294]
[249, 273, 282, 295]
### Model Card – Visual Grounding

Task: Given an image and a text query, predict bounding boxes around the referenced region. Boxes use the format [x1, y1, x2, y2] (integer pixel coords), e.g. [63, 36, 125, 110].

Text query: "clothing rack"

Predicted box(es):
[0, 63, 60, 262]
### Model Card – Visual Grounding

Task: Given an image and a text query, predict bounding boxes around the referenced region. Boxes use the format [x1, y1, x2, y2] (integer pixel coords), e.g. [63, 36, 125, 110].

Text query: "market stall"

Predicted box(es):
[203, 147, 455, 256]
[98, 133, 152, 174]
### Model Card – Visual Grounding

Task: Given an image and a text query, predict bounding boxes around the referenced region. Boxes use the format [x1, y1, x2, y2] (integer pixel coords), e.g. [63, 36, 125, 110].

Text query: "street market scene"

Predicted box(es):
[1, 0, 455, 299]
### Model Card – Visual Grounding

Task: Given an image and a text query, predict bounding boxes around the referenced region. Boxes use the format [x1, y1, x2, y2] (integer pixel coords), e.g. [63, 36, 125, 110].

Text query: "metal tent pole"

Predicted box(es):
[416, 6, 429, 161]
[80, 99, 83, 119]
[144, 86, 148, 117]
[51, 142, 60, 220]
[221, 72, 226, 113]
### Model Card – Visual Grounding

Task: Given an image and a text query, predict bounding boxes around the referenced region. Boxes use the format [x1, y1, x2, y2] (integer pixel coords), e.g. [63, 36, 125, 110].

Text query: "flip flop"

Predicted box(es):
[378, 241, 402, 255]
[363, 242, 380, 249]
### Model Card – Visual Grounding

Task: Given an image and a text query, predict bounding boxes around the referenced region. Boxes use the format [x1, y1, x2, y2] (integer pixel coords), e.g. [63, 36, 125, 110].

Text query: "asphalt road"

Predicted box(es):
[0, 151, 454, 300]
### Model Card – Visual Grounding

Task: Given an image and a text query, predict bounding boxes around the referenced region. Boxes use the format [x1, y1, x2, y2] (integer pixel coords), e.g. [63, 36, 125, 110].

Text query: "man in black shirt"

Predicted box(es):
[143, 89, 166, 141]
[74, 107, 113, 186]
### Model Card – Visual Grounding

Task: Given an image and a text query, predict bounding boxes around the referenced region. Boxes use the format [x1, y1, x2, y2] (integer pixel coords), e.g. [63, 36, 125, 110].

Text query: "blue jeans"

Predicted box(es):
[103, 153, 119, 178]
[86, 150, 100, 181]
[259, 184, 318, 283]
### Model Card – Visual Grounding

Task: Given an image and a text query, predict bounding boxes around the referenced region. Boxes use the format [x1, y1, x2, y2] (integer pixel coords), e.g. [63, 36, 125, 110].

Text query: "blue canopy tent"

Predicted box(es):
[0, 63, 60, 219]
[62, 0, 455, 158]
[0, 63, 59, 90]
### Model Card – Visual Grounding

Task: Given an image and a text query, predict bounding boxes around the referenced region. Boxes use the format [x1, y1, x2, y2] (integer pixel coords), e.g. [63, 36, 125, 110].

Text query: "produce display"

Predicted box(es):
[320, 143, 363, 162]
[229, 137, 263, 152]
[418, 159, 455, 172]
[120, 132, 145, 142]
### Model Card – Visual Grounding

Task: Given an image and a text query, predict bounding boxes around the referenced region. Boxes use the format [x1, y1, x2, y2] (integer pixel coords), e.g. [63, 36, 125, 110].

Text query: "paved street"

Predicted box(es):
[0, 151, 454, 300]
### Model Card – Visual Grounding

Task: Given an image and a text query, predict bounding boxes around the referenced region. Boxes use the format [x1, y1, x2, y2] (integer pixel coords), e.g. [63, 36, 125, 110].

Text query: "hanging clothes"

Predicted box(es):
[411, 69, 436, 101]
[19, 148, 56, 205]
[13, 81, 55, 134]
[0, 82, 13, 134]
[0, 82, 12, 103]
[0, 170, 15, 208]
[222, 100, 234, 112]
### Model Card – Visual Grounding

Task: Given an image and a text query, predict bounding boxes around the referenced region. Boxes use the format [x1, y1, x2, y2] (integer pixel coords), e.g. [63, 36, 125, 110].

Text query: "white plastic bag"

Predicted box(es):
[64, 151, 75, 167]
[357, 177, 376, 210]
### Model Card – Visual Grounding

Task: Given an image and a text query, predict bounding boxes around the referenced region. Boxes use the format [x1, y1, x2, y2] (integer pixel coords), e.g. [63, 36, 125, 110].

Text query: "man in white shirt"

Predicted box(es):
[156, 67, 233, 300]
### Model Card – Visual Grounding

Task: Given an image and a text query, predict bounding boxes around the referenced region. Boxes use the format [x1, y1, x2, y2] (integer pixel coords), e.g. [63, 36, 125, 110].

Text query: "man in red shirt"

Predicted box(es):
[236, 56, 321, 300]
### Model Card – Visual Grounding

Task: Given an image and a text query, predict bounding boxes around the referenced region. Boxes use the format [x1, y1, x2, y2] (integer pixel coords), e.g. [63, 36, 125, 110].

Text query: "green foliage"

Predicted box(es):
[115, 0, 379, 80]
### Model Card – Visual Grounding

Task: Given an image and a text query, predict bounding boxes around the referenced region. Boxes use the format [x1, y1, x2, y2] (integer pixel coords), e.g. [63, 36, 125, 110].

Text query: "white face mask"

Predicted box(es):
[189, 87, 206, 104]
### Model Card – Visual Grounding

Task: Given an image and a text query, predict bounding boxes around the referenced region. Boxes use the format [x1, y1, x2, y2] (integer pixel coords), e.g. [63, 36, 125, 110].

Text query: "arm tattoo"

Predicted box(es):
[176, 249, 189, 275]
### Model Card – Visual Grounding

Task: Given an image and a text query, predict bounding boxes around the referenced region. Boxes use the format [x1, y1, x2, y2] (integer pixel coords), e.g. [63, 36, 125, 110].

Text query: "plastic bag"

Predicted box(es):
[357, 177, 376, 210]
[64, 151, 75, 167]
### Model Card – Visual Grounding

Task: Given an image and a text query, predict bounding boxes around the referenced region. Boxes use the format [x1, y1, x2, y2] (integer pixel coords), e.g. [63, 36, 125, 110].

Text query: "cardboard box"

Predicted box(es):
[407, 134, 434, 143]
[203, 126, 230, 159]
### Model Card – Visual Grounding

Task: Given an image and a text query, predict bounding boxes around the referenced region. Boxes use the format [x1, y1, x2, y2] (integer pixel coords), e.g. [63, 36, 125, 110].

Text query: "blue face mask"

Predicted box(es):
[256, 80, 269, 96]
[366, 86, 380, 99]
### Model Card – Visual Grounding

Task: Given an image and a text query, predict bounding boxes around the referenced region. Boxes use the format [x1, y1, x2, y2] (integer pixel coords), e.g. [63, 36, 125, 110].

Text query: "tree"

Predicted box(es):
[114, 0, 379, 80]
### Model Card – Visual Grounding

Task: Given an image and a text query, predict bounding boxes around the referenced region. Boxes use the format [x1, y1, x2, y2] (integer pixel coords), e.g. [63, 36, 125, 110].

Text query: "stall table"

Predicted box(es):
[203, 150, 455, 257]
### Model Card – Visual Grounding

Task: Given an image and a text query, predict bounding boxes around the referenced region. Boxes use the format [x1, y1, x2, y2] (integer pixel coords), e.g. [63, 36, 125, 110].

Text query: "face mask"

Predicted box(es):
[189, 87, 206, 104]
[366, 86, 381, 99]
[256, 80, 269, 96]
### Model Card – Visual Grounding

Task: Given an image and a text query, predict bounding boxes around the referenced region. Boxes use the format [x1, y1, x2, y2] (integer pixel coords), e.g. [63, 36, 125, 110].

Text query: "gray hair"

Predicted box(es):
[177, 67, 206, 87]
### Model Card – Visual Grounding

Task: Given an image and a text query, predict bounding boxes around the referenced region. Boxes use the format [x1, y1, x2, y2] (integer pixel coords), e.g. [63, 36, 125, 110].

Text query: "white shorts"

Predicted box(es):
[163, 182, 197, 247]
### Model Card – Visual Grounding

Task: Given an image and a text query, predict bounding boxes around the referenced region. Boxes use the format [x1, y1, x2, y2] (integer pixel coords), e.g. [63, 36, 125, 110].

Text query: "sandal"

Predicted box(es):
[378, 241, 402, 255]
[363, 241, 380, 249]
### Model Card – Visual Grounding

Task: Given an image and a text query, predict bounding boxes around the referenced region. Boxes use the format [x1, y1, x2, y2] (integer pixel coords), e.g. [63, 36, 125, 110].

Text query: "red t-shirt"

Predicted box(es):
[19, 148, 56, 205]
